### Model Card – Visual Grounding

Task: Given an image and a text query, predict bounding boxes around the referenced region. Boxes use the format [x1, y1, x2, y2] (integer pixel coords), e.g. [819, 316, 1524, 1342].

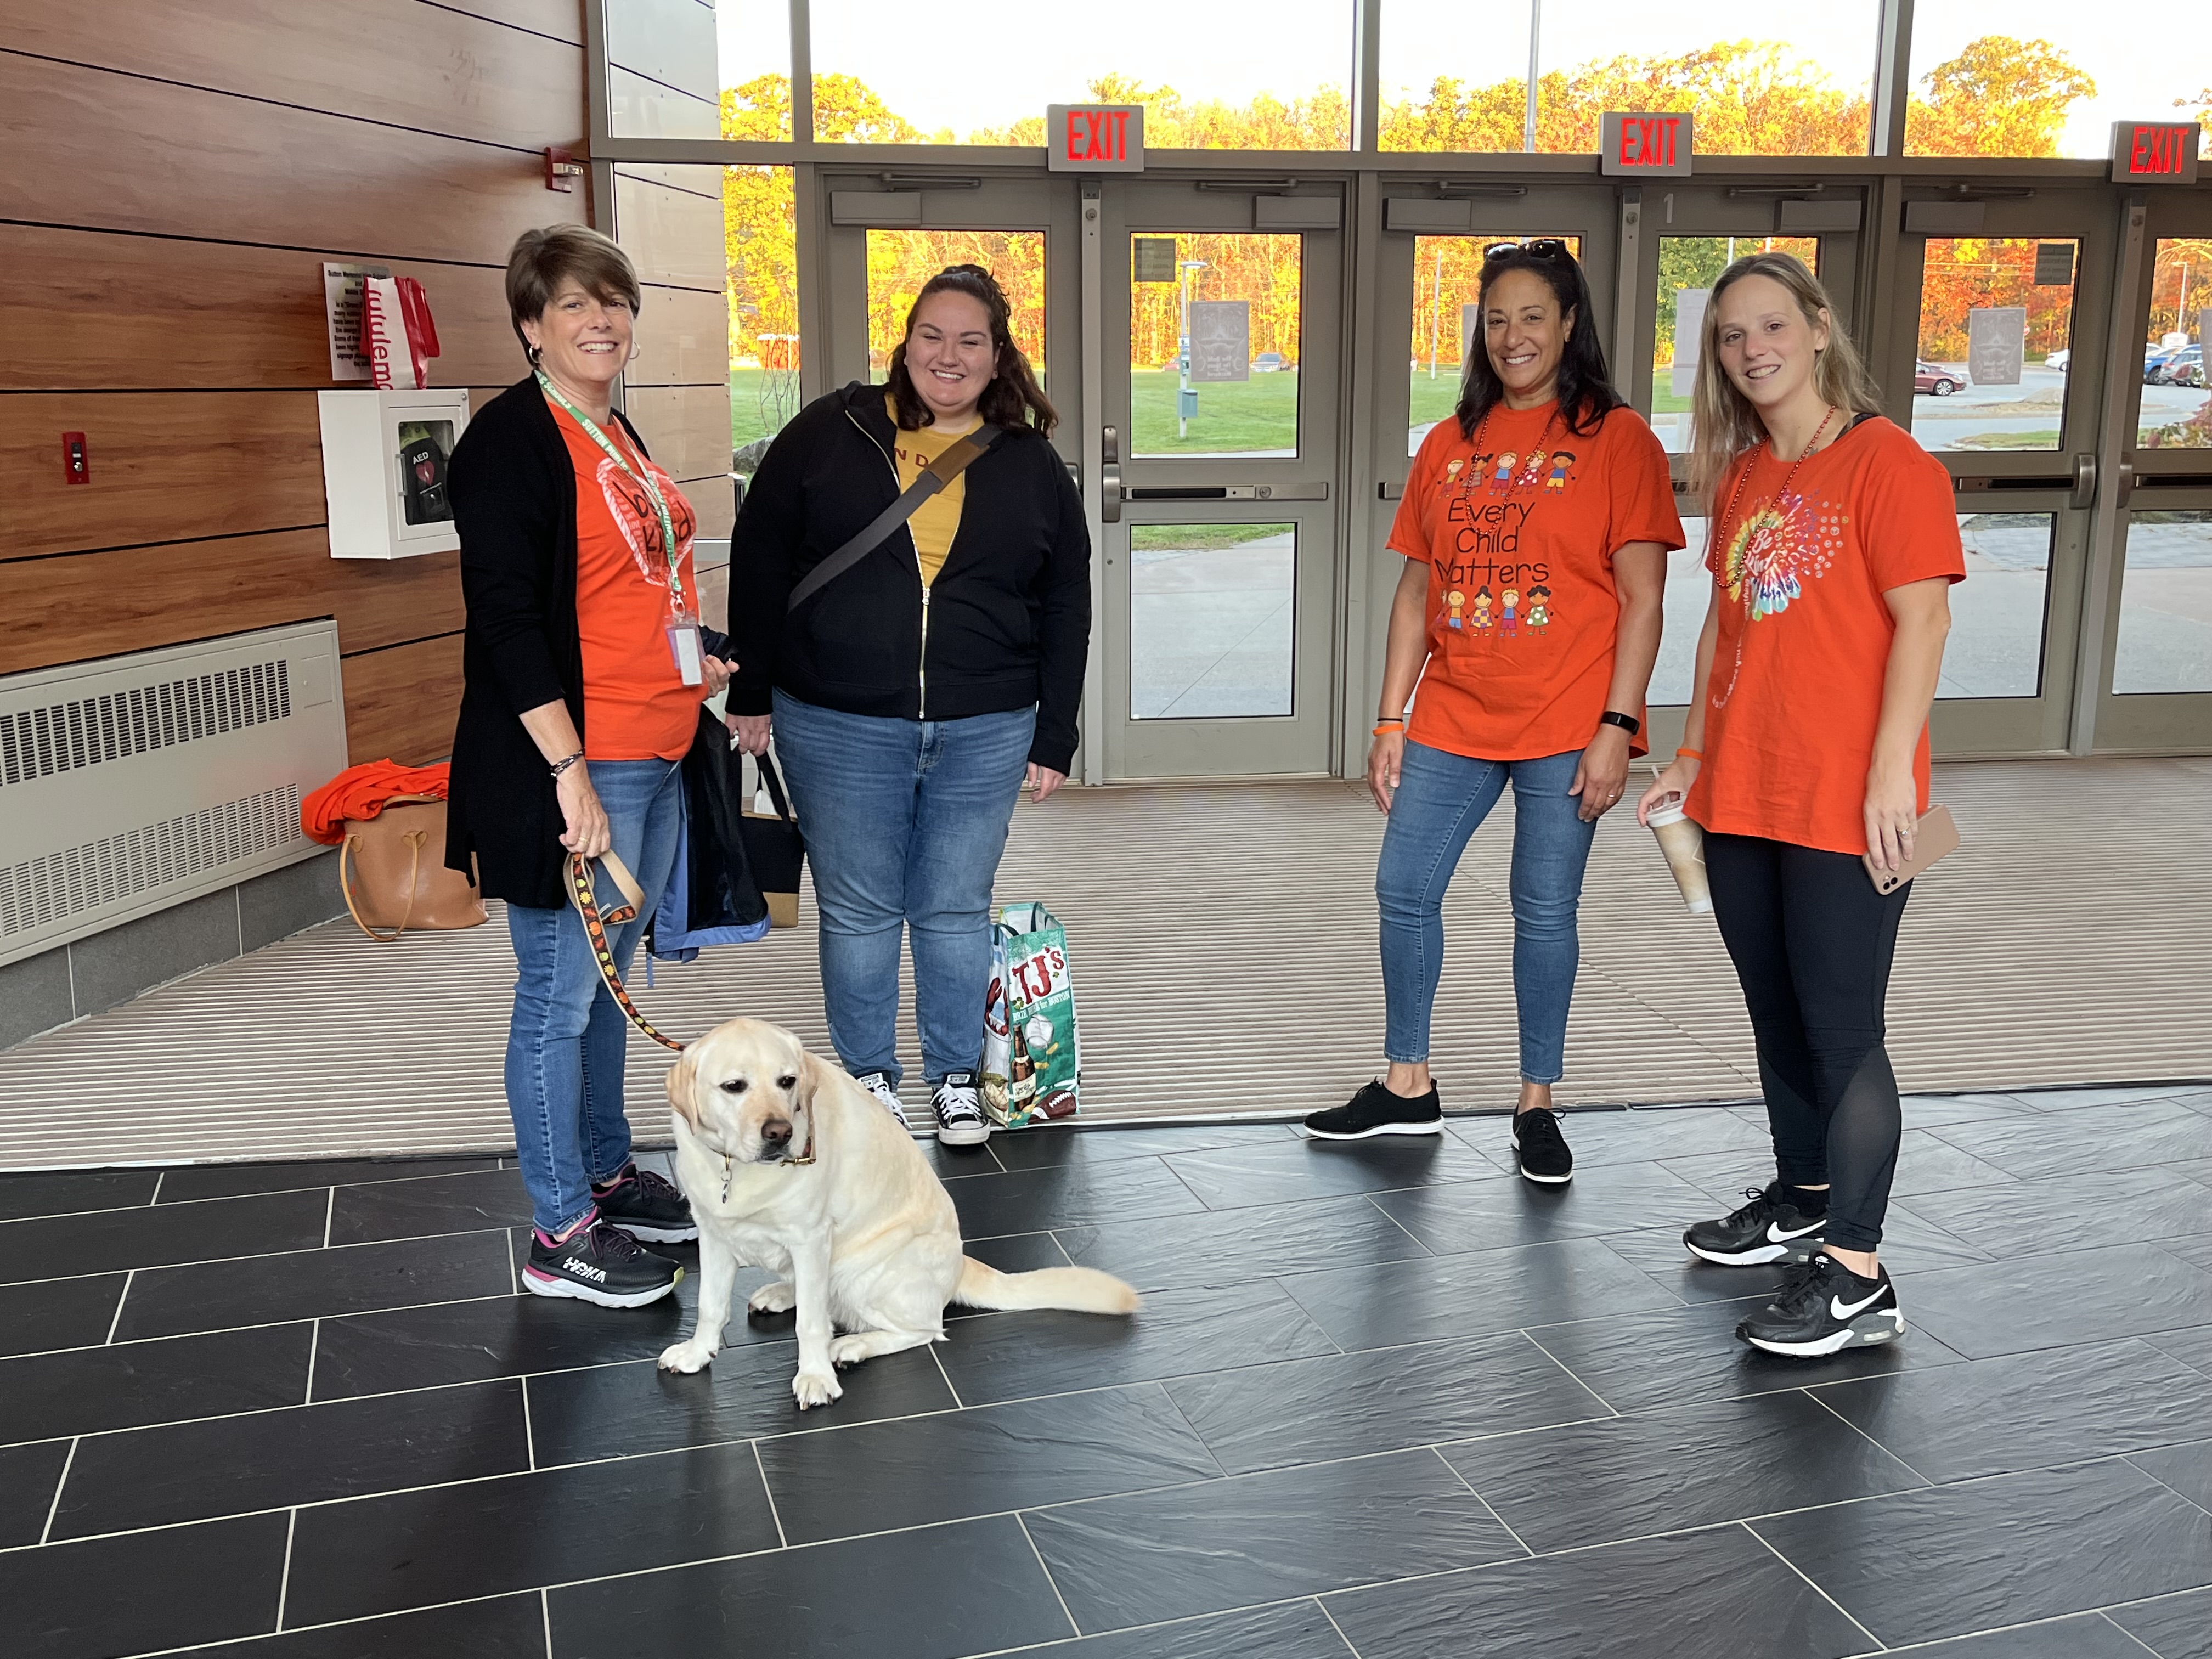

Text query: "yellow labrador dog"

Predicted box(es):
[657, 1018, 1139, 1409]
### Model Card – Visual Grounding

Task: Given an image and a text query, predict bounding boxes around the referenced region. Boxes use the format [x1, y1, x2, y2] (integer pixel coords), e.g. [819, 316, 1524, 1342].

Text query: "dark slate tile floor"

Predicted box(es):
[3, 1087, 2211, 1658]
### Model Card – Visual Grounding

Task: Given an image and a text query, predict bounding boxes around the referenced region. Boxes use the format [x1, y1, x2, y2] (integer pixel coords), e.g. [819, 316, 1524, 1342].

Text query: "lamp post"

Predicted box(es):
[1177, 258, 1206, 439]
[1429, 246, 1444, 379]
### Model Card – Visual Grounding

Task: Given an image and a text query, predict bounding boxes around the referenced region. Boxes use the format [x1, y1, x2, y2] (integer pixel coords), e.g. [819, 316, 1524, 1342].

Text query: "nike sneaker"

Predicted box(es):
[1511, 1106, 1574, 1184]
[1683, 1182, 1827, 1266]
[1736, 1253, 1904, 1357]
[1303, 1080, 1444, 1140]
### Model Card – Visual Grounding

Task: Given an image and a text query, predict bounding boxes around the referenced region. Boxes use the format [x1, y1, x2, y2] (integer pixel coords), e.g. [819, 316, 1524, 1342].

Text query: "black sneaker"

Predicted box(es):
[1684, 1183, 1828, 1266]
[1511, 1107, 1573, 1184]
[1736, 1253, 1903, 1357]
[851, 1069, 907, 1124]
[523, 1215, 683, 1308]
[591, 1163, 697, 1243]
[1304, 1080, 1444, 1140]
[931, 1070, 990, 1147]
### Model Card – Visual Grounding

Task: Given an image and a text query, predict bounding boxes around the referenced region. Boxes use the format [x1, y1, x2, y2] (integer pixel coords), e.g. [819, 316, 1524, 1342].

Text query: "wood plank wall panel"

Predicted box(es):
[1, 1, 588, 765]
[0, 535, 466, 678]
[0, 55, 581, 266]
[627, 285, 731, 387]
[0, 0, 585, 151]
[340, 634, 468, 764]
[0, 226, 527, 392]
[625, 385, 735, 487]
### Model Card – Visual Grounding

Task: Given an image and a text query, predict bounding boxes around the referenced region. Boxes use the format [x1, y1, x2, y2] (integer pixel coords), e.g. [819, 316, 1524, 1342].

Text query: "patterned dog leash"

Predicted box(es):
[567, 851, 686, 1052]
[566, 851, 817, 1171]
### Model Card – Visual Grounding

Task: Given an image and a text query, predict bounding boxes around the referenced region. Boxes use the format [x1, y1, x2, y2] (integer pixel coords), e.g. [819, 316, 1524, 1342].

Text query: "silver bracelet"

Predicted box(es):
[549, 751, 585, 781]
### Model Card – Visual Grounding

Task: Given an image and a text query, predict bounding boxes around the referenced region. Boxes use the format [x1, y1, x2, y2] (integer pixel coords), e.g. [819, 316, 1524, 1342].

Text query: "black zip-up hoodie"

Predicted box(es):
[726, 381, 1092, 774]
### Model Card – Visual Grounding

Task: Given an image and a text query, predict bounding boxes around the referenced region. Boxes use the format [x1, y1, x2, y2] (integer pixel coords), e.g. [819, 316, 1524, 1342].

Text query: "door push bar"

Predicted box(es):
[1101, 424, 1123, 522]
[1125, 482, 1330, 502]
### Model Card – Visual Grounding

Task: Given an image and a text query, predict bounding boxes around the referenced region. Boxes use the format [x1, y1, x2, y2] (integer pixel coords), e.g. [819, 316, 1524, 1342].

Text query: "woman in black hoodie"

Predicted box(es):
[727, 265, 1090, 1149]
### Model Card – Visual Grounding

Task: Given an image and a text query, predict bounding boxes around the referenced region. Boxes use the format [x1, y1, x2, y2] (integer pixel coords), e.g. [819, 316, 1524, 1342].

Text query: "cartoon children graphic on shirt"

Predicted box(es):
[1526, 585, 1553, 631]
[1444, 459, 1465, 492]
[1489, 452, 1518, 495]
[1521, 451, 1547, 492]
[1500, 587, 1521, 636]
[1471, 586, 1495, 630]
[1545, 450, 1575, 492]
[1444, 589, 1467, 630]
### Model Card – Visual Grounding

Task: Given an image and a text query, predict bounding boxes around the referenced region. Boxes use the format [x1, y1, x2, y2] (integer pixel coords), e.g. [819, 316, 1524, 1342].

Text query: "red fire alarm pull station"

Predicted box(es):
[544, 146, 585, 193]
[1600, 112, 1695, 177]
[1046, 104, 1144, 172]
[63, 432, 89, 485]
[2111, 121, 2200, 184]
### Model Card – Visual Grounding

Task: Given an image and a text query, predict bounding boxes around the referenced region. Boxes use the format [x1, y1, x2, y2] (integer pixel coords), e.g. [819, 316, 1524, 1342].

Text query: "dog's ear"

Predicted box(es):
[796, 1049, 836, 1116]
[664, 1044, 702, 1130]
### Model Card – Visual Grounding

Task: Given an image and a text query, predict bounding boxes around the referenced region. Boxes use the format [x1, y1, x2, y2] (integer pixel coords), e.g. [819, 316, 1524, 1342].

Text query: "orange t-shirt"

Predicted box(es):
[1391, 400, 1683, 761]
[1686, 416, 1965, 855]
[550, 402, 702, 762]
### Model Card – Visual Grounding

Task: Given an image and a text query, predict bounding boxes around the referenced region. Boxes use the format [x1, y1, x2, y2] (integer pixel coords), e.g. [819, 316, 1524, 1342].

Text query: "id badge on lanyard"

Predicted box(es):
[667, 610, 704, 685]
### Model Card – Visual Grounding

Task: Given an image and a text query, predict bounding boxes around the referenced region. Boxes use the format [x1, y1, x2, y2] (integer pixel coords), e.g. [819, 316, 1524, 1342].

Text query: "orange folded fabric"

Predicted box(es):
[301, 760, 453, 845]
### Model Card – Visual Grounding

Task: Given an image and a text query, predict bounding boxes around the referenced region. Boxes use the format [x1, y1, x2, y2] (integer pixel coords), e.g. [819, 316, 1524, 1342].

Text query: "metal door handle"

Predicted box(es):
[2069, 454, 2095, 510]
[1101, 424, 1122, 523]
[1124, 481, 1330, 503]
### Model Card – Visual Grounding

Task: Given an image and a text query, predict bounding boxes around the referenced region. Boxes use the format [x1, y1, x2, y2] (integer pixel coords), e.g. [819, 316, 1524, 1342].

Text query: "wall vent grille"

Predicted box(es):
[0, 786, 303, 939]
[0, 660, 292, 789]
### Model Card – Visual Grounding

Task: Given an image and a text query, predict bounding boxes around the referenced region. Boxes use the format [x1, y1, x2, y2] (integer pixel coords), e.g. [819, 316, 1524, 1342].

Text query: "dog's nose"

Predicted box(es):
[760, 1118, 793, 1148]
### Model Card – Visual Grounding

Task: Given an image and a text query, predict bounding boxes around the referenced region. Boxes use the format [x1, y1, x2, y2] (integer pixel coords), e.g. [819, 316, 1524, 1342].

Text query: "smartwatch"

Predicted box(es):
[1599, 710, 1641, 736]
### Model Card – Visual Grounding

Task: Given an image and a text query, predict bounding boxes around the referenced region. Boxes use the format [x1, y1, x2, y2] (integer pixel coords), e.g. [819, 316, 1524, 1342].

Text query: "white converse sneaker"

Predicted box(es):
[930, 1070, 991, 1147]
[850, 1069, 907, 1125]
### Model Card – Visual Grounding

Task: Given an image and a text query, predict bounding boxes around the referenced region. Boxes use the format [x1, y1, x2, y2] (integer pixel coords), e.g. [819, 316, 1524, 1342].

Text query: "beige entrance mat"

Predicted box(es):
[1, 758, 2205, 1169]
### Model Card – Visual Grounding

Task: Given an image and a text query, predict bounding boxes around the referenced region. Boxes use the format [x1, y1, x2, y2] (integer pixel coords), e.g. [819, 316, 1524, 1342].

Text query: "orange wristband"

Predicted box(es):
[1675, 746, 1703, 761]
[1373, 720, 1405, 737]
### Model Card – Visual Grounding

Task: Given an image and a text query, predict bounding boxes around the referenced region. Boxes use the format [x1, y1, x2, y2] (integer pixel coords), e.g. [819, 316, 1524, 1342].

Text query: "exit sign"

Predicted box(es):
[1601, 112, 1694, 177]
[2111, 121, 2200, 183]
[1047, 104, 1143, 172]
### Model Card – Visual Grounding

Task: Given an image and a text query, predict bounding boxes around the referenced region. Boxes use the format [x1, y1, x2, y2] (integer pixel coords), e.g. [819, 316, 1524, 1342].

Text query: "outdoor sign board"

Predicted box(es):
[2111, 121, 2200, 184]
[1133, 236, 1178, 283]
[1600, 112, 1693, 177]
[1671, 289, 1710, 398]
[1189, 301, 1250, 382]
[1047, 104, 1143, 172]
[1966, 307, 2027, 388]
[2033, 242, 2075, 287]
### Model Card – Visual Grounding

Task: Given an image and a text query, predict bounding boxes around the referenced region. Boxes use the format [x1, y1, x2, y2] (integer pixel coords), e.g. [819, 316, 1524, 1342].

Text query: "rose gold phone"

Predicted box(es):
[1864, 805, 1960, 894]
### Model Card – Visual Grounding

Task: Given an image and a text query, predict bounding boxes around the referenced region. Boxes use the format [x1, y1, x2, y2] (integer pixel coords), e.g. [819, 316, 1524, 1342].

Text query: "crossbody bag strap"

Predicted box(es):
[786, 424, 1005, 613]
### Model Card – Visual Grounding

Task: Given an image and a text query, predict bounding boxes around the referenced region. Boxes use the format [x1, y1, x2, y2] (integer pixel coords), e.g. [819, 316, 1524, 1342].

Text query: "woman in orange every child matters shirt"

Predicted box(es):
[1301, 241, 1682, 1184]
[1639, 252, 1962, 1363]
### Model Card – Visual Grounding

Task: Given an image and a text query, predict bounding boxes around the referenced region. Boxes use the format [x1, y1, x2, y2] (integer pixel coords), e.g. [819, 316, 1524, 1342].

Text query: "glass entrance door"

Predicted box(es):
[1888, 190, 2117, 754]
[1094, 179, 1346, 778]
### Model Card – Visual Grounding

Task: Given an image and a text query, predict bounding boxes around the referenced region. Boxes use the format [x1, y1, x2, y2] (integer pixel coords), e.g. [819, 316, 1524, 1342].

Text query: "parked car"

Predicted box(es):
[1914, 360, 1961, 397]
[2047, 349, 2070, 373]
[2145, 345, 2184, 382]
[1251, 352, 1287, 373]
[2151, 347, 2204, 387]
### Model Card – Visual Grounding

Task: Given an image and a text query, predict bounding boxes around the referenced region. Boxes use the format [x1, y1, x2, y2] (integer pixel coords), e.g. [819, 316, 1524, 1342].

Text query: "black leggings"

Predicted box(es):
[1705, 833, 1910, 1254]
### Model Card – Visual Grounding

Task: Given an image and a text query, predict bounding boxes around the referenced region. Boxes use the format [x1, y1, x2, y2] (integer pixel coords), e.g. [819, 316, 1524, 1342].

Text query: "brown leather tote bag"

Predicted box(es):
[338, 794, 487, 941]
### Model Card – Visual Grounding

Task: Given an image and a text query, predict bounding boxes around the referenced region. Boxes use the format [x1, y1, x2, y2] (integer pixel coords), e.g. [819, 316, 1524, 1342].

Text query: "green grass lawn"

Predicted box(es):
[1409, 372, 1462, 432]
[1129, 369, 1303, 455]
[731, 366, 806, 454]
[1131, 522, 1292, 550]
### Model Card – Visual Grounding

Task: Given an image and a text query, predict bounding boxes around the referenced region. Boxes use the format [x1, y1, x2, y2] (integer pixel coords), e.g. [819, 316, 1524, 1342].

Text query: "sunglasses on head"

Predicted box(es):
[1483, 238, 1572, 264]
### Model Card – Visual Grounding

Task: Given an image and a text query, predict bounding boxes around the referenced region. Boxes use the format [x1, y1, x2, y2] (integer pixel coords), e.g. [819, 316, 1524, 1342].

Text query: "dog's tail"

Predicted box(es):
[955, 1256, 1140, 1316]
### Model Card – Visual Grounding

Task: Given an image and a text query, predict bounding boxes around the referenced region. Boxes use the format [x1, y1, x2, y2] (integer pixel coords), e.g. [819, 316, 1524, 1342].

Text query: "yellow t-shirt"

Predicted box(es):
[887, 392, 981, 588]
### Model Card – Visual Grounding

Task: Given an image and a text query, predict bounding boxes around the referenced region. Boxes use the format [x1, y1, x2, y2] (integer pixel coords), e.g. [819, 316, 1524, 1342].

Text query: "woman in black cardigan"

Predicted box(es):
[447, 225, 730, 1310]
[727, 264, 1090, 1150]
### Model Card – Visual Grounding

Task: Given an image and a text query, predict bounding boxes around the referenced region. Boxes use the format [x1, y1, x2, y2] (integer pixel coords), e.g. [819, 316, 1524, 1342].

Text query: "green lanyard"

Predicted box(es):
[537, 370, 690, 618]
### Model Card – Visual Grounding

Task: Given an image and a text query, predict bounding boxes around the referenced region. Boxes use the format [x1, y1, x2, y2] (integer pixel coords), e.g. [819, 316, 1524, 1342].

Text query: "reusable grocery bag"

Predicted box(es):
[980, 902, 1081, 1127]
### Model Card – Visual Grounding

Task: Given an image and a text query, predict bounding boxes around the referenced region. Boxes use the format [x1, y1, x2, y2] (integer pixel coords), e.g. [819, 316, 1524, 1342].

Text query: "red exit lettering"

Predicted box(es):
[1619, 116, 1683, 168]
[1064, 108, 1131, 163]
[2131, 124, 2183, 174]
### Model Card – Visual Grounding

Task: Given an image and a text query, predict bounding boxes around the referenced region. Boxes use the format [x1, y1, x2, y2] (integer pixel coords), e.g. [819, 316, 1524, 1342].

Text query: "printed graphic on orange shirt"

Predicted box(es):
[597, 455, 695, 586]
[1711, 487, 1848, 707]
[1427, 443, 1576, 644]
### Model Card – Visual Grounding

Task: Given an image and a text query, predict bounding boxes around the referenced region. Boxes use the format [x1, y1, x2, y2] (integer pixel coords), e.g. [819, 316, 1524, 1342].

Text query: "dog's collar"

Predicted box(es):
[717, 1125, 814, 1201]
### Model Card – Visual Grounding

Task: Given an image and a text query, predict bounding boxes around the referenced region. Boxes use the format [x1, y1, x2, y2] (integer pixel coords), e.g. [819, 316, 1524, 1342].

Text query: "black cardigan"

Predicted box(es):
[726, 382, 1091, 773]
[443, 376, 725, 909]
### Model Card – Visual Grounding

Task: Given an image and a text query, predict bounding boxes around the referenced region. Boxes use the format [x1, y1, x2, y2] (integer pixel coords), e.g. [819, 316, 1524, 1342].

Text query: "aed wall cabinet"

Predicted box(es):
[315, 388, 471, 559]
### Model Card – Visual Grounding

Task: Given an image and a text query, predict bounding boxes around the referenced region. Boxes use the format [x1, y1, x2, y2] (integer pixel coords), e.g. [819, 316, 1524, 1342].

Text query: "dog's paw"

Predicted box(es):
[792, 1366, 843, 1410]
[828, 1334, 874, 1370]
[658, 1339, 716, 1375]
[747, 1281, 797, 1317]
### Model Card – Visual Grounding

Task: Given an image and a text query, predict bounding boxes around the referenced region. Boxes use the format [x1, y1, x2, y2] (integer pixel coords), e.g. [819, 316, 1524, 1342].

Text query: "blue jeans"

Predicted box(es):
[504, 758, 682, 1233]
[773, 690, 1034, 1088]
[1376, 741, 1597, 1082]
